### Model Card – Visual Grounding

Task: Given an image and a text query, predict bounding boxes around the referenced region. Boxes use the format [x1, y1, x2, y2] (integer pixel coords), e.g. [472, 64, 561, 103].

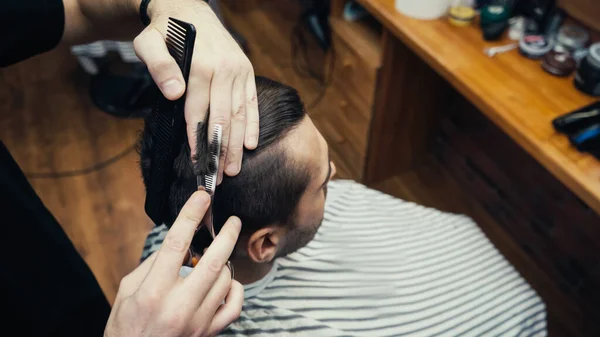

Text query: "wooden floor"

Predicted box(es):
[0, 46, 151, 302]
[0, 1, 580, 335]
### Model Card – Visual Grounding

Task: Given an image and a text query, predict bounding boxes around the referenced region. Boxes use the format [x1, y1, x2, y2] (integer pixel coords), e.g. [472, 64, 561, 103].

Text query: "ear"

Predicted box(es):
[247, 226, 284, 263]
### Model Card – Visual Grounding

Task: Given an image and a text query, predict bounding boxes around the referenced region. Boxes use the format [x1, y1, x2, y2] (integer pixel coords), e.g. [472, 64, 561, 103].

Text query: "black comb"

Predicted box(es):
[144, 18, 196, 227]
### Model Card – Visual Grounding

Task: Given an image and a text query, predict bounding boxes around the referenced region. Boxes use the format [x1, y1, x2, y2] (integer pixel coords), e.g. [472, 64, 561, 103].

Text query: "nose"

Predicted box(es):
[330, 161, 337, 179]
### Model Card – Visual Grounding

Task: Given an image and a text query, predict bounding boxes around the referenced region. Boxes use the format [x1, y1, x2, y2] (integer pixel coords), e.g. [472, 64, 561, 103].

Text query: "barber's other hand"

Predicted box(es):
[104, 191, 244, 337]
[133, 0, 259, 183]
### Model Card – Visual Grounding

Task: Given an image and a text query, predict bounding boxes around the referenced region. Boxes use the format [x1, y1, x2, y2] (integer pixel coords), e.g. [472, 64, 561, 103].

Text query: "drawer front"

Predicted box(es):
[311, 86, 370, 181]
[434, 106, 600, 329]
[331, 34, 377, 110]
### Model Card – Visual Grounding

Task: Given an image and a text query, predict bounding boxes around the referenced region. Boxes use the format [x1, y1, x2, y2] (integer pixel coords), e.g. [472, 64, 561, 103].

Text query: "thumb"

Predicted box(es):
[133, 27, 185, 100]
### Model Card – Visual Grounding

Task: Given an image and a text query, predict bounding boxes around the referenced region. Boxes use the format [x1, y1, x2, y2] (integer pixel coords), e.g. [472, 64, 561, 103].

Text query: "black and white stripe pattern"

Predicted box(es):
[142, 180, 547, 337]
[141, 224, 168, 262]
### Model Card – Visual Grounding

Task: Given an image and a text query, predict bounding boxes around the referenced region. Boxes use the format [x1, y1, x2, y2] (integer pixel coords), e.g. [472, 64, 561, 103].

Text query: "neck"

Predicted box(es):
[229, 256, 275, 285]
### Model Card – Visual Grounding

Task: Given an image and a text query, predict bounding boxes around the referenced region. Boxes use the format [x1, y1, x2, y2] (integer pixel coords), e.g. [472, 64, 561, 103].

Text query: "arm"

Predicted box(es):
[61, 0, 144, 45]
[105, 191, 244, 337]
[0, 0, 141, 66]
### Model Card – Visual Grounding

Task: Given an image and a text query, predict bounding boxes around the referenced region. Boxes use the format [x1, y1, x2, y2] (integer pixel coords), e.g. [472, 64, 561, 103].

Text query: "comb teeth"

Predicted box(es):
[205, 125, 222, 194]
[166, 23, 185, 64]
[209, 125, 222, 172]
[205, 174, 215, 195]
[166, 18, 196, 73]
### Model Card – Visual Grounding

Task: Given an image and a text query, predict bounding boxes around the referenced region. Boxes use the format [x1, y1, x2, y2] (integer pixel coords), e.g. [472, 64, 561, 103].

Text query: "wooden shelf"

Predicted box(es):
[357, 0, 600, 216]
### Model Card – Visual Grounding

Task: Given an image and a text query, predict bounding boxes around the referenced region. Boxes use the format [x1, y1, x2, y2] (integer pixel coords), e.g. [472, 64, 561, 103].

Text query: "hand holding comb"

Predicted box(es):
[144, 17, 196, 227]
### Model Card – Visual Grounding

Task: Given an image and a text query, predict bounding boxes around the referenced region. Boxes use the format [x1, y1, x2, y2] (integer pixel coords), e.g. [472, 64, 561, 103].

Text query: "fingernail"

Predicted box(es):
[248, 136, 258, 148]
[161, 79, 183, 98]
[230, 217, 242, 231]
[226, 162, 238, 175]
[192, 191, 210, 205]
[217, 173, 223, 185]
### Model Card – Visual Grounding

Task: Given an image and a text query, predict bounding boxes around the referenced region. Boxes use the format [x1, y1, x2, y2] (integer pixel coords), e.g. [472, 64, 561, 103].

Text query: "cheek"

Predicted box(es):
[298, 195, 327, 226]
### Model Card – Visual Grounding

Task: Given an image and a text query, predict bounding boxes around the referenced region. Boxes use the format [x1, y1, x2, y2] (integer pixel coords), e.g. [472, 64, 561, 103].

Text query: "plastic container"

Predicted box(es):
[480, 4, 510, 25]
[519, 34, 554, 59]
[574, 43, 600, 97]
[556, 24, 589, 52]
[449, 0, 475, 26]
[449, 5, 475, 26]
[394, 0, 450, 20]
[542, 48, 576, 77]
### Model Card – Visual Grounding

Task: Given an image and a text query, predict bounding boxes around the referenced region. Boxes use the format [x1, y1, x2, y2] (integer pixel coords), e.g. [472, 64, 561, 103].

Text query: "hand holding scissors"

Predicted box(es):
[104, 191, 243, 337]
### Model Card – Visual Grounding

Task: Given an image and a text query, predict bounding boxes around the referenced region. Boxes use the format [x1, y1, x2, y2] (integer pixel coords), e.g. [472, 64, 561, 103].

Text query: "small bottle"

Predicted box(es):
[508, 16, 525, 40]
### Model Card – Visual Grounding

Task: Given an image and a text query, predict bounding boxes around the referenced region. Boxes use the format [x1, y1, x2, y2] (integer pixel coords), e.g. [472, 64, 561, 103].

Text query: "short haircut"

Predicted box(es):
[139, 76, 310, 250]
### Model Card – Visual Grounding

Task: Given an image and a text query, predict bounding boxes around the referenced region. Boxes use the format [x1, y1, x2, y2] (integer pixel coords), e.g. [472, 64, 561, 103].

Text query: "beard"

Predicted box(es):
[275, 217, 323, 258]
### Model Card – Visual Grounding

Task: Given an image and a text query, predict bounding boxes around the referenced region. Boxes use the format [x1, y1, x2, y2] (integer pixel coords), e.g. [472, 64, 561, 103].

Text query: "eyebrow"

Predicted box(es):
[320, 153, 331, 189]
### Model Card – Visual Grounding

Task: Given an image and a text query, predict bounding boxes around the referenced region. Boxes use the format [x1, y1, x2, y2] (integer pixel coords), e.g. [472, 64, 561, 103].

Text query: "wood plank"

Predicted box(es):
[329, 17, 383, 70]
[364, 29, 452, 184]
[356, 0, 600, 215]
[558, 0, 600, 33]
[0, 46, 151, 303]
[330, 32, 379, 110]
[220, 2, 327, 111]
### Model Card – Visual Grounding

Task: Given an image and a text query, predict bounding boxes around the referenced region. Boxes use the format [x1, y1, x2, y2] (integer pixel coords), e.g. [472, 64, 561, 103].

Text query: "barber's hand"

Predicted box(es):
[104, 191, 243, 337]
[133, 0, 259, 183]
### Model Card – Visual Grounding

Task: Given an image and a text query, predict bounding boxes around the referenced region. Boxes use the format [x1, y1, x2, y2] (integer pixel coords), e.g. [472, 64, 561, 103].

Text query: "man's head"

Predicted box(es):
[139, 76, 335, 264]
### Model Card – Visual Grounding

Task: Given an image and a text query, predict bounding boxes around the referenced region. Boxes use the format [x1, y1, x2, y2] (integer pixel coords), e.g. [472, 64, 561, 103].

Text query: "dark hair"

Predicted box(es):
[139, 76, 310, 250]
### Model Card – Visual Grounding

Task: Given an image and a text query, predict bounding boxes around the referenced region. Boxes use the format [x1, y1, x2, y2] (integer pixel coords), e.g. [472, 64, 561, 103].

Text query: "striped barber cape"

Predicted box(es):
[141, 179, 547, 337]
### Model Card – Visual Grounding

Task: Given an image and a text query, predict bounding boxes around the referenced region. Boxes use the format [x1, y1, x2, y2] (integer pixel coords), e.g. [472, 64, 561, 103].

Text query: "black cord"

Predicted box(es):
[290, 8, 336, 111]
[306, 45, 335, 110]
[291, 21, 325, 81]
[25, 143, 137, 179]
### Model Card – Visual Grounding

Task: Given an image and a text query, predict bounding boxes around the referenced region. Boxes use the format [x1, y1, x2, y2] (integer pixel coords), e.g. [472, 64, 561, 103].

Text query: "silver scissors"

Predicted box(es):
[197, 123, 222, 239]
[186, 124, 233, 278]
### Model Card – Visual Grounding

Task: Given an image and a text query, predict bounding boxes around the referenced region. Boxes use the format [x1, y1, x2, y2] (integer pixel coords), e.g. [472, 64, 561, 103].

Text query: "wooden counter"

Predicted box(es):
[355, 0, 600, 215]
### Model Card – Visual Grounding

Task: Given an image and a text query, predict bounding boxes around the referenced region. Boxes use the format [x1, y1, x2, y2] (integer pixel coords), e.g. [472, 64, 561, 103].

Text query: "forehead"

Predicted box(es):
[282, 116, 326, 187]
